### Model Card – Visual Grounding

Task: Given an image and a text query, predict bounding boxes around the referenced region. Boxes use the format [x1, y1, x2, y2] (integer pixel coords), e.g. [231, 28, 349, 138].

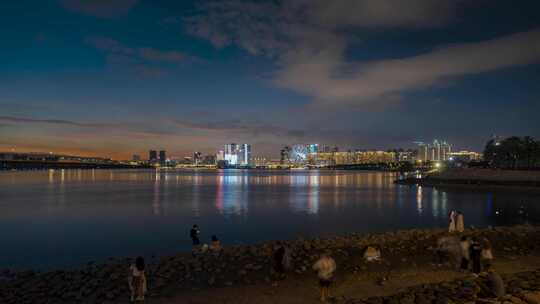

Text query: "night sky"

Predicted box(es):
[1, 0, 539, 159]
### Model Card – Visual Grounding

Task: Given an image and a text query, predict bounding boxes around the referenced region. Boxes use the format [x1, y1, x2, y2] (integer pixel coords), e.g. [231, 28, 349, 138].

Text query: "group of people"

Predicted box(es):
[125, 219, 504, 303]
[271, 242, 336, 302]
[459, 236, 494, 274]
[190, 224, 223, 256]
[449, 210, 465, 233]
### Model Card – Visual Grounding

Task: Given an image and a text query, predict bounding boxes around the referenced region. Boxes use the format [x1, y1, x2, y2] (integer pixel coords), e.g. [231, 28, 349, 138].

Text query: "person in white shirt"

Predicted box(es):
[312, 252, 336, 302]
[127, 256, 147, 302]
[448, 210, 457, 232]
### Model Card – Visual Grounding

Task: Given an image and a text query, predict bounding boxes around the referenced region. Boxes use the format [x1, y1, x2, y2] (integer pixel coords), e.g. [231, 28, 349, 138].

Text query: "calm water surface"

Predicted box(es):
[1, 169, 539, 270]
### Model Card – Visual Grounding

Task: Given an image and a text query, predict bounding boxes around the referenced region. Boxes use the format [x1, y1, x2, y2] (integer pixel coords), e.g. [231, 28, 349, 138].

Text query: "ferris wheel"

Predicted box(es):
[291, 145, 308, 163]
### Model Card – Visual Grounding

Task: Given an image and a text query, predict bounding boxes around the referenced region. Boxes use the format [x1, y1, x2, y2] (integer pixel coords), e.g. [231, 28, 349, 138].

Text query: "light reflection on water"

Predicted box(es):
[0, 169, 539, 270]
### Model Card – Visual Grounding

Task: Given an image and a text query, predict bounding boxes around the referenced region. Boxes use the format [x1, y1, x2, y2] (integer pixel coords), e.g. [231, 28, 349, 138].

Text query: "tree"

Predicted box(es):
[483, 136, 540, 169]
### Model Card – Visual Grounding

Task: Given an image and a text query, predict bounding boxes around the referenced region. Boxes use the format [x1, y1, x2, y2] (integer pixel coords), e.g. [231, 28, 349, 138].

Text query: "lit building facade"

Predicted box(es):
[416, 140, 452, 162]
[448, 151, 482, 162]
[315, 151, 396, 165]
[223, 143, 252, 166]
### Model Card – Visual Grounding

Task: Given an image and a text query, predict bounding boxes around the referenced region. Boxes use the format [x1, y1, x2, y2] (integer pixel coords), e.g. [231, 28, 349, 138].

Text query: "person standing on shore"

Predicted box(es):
[273, 242, 286, 281]
[282, 244, 292, 272]
[312, 252, 336, 302]
[449, 210, 457, 232]
[128, 256, 147, 302]
[190, 224, 201, 255]
[470, 237, 482, 275]
[460, 236, 470, 271]
[456, 211, 465, 233]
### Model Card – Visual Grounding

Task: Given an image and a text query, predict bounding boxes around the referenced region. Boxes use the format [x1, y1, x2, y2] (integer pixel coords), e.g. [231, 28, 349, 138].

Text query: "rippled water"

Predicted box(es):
[0, 169, 538, 270]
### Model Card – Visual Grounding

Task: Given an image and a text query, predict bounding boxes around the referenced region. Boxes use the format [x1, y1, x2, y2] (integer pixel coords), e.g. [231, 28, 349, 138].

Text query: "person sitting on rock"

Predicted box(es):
[478, 264, 505, 298]
[363, 246, 381, 262]
[312, 252, 336, 302]
[209, 235, 223, 256]
[128, 256, 147, 302]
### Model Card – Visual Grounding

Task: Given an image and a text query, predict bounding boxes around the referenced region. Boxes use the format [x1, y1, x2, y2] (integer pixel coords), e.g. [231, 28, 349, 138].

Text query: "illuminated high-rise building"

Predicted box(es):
[223, 143, 251, 166]
[415, 140, 452, 161]
[193, 151, 202, 165]
[238, 144, 251, 165]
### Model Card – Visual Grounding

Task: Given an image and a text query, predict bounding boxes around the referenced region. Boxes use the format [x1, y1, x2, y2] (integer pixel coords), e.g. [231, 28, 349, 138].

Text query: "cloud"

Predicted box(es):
[60, 0, 138, 18]
[275, 28, 540, 107]
[0, 116, 112, 127]
[185, 1, 540, 108]
[304, 0, 459, 29]
[86, 36, 191, 78]
[174, 119, 306, 139]
[86, 37, 188, 63]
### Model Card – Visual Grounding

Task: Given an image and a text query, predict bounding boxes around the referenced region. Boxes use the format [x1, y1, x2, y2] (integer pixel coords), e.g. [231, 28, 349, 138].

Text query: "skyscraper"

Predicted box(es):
[224, 143, 238, 165]
[238, 144, 251, 166]
[149, 150, 157, 162]
[415, 140, 452, 162]
[159, 150, 166, 165]
[223, 143, 251, 166]
[193, 151, 202, 165]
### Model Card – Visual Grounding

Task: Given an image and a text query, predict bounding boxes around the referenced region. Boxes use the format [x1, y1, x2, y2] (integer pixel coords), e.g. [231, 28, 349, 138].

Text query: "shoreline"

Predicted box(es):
[395, 177, 540, 192]
[395, 168, 540, 190]
[2, 225, 540, 303]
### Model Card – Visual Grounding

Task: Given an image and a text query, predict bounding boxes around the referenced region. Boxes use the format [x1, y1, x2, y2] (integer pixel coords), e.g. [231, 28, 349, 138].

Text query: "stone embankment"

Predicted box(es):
[396, 169, 540, 188]
[1, 225, 539, 304]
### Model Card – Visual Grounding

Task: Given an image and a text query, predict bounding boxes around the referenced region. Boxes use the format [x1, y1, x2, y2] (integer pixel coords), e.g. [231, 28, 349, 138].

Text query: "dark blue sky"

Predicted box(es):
[0, 0, 539, 159]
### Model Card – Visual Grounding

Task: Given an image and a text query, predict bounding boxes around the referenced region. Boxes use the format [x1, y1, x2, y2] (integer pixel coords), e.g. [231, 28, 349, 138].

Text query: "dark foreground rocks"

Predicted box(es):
[1, 225, 539, 303]
[346, 269, 540, 304]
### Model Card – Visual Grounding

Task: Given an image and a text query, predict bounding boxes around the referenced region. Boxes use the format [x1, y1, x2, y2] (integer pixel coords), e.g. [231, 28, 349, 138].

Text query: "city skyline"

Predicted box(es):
[1, 1, 540, 159]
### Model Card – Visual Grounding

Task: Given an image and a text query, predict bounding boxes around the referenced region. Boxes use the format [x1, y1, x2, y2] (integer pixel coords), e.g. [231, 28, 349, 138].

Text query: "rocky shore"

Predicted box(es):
[1, 225, 540, 304]
[347, 269, 540, 304]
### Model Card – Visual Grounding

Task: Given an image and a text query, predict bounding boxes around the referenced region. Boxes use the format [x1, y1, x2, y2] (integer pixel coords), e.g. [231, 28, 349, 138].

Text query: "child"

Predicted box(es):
[128, 256, 147, 302]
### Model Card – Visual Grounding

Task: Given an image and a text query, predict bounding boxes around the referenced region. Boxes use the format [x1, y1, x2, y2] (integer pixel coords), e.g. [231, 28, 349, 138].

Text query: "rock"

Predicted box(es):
[106, 292, 115, 300]
[522, 292, 540, 304]
[509, 296, 526, 304]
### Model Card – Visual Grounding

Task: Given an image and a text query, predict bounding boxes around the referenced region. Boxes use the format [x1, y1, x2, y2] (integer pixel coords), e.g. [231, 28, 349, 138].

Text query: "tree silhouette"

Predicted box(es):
[483, 136, 540, 169]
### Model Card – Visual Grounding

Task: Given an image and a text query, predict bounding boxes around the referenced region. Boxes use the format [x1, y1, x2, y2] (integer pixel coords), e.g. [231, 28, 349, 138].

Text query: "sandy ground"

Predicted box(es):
[149, 255, 540, 304]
